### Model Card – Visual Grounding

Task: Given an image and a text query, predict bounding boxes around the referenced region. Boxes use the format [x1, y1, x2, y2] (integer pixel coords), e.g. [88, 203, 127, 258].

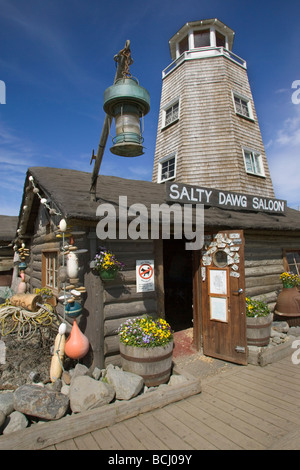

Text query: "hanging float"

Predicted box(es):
[64, 320, 89, 360]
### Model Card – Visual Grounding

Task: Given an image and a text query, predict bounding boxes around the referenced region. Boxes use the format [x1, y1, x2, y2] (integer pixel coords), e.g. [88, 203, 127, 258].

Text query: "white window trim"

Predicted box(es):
[242, 148, 265, 177]
[161, 97, 180, 130]
[232, 90, 254, 121]
[158, 153, 177, 183]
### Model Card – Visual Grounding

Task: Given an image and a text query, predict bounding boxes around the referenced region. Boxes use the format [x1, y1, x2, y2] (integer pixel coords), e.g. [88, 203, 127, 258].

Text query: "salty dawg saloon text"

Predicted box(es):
[166, 182, 286, 214]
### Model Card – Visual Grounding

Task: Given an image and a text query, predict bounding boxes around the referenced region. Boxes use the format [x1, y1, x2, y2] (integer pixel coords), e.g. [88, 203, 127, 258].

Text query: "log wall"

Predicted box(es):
[98, 239, 159, 367]
[244, 230, 300, 311]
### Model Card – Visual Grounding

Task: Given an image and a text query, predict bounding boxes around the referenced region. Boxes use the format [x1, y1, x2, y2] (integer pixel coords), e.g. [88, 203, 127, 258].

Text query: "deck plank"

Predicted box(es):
[108, 421, 147, 450]
[124, 416, 170, 450]
[91, 427, 124, 450]
[73, 432, 101, 450]
[137, 412, 194, 450]
[179, 396, 265, 450]
[151, 407, 218, 450]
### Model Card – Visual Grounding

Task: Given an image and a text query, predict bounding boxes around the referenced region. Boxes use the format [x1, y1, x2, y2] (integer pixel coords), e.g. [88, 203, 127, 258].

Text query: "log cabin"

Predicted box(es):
[13, 166, 300, 368]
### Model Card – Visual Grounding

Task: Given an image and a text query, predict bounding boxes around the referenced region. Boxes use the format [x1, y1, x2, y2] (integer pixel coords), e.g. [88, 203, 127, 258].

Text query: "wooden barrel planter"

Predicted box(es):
[119, 341, 174, 387]
[246, 313, 273, 347]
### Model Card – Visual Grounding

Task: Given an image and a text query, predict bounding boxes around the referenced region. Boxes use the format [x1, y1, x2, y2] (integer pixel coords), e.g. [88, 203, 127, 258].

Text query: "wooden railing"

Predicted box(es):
[162, 47, 247, 78]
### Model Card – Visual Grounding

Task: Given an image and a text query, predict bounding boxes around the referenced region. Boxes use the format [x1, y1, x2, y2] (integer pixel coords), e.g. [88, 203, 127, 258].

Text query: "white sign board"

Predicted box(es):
[136, 260, 155, 293]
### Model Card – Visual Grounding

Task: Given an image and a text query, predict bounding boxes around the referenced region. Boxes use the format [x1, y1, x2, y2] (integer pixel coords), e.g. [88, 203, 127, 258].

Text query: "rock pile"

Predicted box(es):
[0, 363, 187, 435]
[270, 321, 300, 345]
[247, 321, 300, 367]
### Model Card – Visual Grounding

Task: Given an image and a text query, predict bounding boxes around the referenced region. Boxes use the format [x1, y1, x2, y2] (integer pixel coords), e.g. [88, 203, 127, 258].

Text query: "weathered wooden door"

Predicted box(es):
[201, 230, 247, 365]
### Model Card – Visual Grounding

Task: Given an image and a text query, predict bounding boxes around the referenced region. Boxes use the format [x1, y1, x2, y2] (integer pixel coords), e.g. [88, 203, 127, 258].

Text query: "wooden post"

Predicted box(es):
[90, 40, 131, 201]
[83, 269, 104, 369]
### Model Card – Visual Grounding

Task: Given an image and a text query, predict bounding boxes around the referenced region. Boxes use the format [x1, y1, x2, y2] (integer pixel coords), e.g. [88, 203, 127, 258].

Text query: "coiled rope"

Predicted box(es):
[0, 302, 58, 340]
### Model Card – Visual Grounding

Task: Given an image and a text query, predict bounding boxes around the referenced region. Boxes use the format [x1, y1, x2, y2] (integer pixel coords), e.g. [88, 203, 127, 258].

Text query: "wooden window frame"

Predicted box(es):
[41, 250, 59, 294]
[161, 98, 180, 130]
[232, 91, 254, 121]
[158, 153, 177, 183]
[243, 148, 265, 178]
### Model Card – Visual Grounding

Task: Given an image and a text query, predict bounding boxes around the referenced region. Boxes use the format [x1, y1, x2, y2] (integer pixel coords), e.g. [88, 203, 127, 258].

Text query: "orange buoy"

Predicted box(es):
[64, 320, 89, 360]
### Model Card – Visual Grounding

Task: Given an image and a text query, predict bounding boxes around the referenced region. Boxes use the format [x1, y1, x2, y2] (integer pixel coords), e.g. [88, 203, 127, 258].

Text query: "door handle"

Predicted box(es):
[233, 288, 243, 295]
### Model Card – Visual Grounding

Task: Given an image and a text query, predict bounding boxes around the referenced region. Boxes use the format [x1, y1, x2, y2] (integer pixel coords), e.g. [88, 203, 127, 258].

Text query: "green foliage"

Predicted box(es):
[246, 297, 270, 318]
[118, 316, 173, 348]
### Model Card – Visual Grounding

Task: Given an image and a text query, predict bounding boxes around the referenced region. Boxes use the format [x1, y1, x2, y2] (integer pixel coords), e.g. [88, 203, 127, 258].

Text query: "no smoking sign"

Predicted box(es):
[136, 260, 155, 292]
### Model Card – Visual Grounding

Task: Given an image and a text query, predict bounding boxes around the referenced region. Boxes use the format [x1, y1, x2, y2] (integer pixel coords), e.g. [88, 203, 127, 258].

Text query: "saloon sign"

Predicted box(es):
[166, 182, 286, 214]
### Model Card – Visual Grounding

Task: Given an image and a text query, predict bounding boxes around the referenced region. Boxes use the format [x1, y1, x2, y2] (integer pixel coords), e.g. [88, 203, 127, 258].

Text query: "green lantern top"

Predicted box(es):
[103, 77, 150, 117]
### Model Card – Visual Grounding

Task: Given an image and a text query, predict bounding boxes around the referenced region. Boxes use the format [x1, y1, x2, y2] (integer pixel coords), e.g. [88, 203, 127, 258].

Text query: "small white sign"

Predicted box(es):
[136, 260, 155, 293]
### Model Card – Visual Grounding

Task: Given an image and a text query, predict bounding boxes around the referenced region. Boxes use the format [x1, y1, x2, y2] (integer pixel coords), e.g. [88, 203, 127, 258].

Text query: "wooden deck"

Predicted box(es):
[42, 356, 300, 450]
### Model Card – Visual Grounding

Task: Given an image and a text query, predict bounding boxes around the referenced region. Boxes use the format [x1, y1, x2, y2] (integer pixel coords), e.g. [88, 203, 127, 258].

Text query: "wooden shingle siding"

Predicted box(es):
[153, 55, 274, 198]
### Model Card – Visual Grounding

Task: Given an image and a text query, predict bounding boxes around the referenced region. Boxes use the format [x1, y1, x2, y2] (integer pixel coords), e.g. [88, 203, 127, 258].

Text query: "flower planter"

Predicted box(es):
[246, 312, 273, 347]
[99, 269, 117, 281]
[274, 286, 300, 326]
[119, 341, 174, 387]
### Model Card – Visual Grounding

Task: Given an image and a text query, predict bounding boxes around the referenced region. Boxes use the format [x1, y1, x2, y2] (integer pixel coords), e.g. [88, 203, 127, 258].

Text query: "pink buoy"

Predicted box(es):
[65, 321, 89, 360]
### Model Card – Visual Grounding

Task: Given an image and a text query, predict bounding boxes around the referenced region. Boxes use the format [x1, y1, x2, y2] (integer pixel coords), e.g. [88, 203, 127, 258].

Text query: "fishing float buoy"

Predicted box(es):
[50, 326, 66, 382]
[64, 320, 89, 360]
[65, 300, 82, 318]
[59, 218, 68, 232]
[67, 252, 79, 279]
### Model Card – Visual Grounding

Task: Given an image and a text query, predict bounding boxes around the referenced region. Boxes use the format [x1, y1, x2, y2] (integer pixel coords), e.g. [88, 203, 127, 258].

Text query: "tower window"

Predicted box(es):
[233, 92, 254, 120]
[158, 154, 176, 183]
[194, 29, 210, 48]
[178, 35, 189, 55]
[243, 149, 265, 177]
[163, 101, 179, 128]
[216, 31, 226, 47]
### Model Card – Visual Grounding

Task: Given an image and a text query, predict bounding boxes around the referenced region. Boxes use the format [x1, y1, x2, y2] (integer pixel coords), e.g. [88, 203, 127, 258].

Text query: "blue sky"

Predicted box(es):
[0, 0, 300, 216]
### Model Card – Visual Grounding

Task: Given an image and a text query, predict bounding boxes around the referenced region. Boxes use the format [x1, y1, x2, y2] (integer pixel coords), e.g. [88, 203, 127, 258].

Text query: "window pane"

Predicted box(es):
[253, 154, 262, 175]
[165, 102, 179, 126]
[244, 152, 253, 172]
[241, 99, 250, 117]
[161, 157, 175, 181]
[179, 35, 189, 55]
[44, 252, 58, 289]
[194, 29, 210, 48]
[216, 31, 225, 47]
[234, 95, 250, 117]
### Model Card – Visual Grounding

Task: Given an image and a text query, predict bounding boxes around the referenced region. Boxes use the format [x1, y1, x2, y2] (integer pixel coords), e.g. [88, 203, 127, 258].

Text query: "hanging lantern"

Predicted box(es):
[103, 77, 150, 157]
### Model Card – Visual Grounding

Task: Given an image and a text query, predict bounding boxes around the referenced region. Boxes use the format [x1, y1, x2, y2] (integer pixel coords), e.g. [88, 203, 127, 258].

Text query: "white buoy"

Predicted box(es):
[58, 323, 67, 335]
[59, 218, 67, 232]
[67, 252, 79, 278]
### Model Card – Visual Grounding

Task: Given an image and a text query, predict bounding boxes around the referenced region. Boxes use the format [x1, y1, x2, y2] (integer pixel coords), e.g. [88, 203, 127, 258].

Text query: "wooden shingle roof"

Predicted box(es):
[26, 167, 300, 232]
[0, 215, 18, 241]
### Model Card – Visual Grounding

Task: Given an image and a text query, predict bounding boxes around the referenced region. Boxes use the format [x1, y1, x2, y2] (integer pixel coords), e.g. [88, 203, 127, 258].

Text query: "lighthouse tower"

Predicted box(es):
[152, 19, 275, 198]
